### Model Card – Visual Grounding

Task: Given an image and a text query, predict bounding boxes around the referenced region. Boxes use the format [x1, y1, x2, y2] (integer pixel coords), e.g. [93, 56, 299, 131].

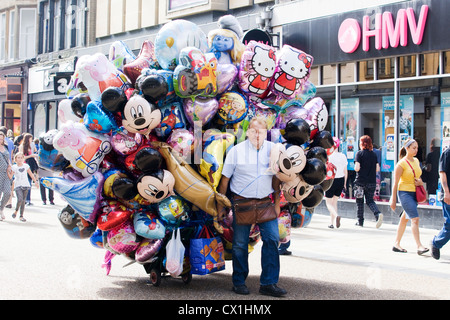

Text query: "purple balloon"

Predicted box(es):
[183, 97, 219, 127]
[216, 63, 238, 94]
[135, 239, 163, 263]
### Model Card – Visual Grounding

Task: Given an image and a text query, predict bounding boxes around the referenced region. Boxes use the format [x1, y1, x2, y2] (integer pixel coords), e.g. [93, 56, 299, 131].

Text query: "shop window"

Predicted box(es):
[2, 103, 21, 136]
[399, 55, 416, 78]
[359, 60, 374, 81]
[445, 52, 450, 74]
[309, 66, 319, 86]
[322, 65, 336, 85]
[420, 53, 439, 76]
[378, 58, 395, 79]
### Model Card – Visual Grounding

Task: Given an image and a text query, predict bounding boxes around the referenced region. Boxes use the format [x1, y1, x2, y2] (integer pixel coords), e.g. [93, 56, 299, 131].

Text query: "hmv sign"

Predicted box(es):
[283, 0, 450, 65]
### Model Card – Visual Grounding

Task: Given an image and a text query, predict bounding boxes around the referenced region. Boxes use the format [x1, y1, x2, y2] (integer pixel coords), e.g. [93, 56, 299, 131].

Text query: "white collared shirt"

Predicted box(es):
[222, 139, 275, 199]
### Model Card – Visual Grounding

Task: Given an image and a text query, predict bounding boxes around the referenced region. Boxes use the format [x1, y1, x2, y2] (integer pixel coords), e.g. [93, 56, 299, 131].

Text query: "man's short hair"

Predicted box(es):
[248, 116, 268, 130]
[0, 126, 7, 135]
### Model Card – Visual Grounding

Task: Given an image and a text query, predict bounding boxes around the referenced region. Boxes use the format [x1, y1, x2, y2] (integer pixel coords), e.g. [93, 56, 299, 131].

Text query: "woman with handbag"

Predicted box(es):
[0, 132, 13, 221]
[389, 138, 429, 255]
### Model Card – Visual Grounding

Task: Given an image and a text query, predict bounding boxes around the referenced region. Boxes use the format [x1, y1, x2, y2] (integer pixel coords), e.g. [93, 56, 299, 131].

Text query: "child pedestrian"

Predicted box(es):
[11, 152, 38, 222]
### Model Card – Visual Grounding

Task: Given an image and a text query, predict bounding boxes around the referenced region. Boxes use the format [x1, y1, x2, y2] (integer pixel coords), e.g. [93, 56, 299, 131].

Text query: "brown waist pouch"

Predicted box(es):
[232, 194, 277, 225]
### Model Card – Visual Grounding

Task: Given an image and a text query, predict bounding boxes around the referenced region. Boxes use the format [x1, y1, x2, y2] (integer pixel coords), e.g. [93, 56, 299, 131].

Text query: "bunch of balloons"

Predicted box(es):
[41, 16, 337, 276]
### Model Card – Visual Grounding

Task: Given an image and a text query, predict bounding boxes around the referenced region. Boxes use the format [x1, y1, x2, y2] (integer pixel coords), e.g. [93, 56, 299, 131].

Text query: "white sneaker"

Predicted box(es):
[376, 213, 383, 229]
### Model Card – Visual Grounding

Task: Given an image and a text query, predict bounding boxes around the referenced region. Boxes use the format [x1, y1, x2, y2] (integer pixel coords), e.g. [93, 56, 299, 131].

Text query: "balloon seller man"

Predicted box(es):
[217, 116, 286, 297]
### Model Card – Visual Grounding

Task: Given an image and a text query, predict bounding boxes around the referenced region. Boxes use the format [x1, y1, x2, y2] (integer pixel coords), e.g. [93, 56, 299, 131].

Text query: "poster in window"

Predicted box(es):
[381, 95, 414, 172]
[441, 92, 450, 153]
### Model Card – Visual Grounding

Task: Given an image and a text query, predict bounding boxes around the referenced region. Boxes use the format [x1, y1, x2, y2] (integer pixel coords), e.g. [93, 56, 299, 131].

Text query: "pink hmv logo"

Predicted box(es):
[338, 5, 429, 53]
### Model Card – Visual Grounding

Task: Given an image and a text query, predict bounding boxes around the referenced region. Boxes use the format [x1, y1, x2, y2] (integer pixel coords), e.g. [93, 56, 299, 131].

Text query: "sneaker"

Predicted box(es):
[328, 224, 334, 229]
[431, 242, 440, 260]
[279, 250, 292, 256]
[232, 285, 250, 295]
[19, 217, 26, 222]
[376, 213, 383, 229]
[259, 284, 287, 297]
[355, 221, 364, 227]
[42, 201, 47, 205]
[50, 201, 55, 205]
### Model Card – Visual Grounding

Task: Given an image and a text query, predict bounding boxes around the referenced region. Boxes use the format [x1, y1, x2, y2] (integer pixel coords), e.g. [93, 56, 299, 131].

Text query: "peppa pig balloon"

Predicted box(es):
[239, 41, 277, 98]
[75, 53, 131, 101]
[53, 121, 112, 177]
[58, 99, 82, 125]
[270, 45, 313, 100]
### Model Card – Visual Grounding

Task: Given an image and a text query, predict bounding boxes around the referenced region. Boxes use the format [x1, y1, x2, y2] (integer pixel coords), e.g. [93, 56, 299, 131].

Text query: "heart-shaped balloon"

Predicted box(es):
[183, 97, 219, 127]
[111, 128, 143, 156]
[97, 200, 134, 231]
[84, 100, 119, 134]
[216, 63, 238, 94]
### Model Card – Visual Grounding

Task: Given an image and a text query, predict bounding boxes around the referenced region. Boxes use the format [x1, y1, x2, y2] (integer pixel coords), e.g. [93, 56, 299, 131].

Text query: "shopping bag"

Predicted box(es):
[165, 228, 185, 277]
[189, 225, 225, 275]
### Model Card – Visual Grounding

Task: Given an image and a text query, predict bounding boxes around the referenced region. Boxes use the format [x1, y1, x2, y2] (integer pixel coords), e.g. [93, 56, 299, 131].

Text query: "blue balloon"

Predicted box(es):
[40, 171, 104, 223]
[158, 195, 190, 226]
[83, 100, 119, 134]
[133, 211, 166, 239]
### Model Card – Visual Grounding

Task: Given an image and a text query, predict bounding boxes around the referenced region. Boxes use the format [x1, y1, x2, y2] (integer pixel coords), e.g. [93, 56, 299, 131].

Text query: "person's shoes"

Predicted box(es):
[376, 213, 383, 229]
[26, 202, 33, 206]
[5, 204, 11, 209]
[431, 242, 440, 260]
[392, 246, 407, 253]
[279, 250, 292, 256]
[19, 217, 26, 222]
[42, 201, 46, 205]
[328, 224, 334, 229]
[232, 285, 250, 295]
[336, 216, 341, 228]
[355, 221, 364, 227]
[259, 284, 287, 297]
[417, 248, 429, 256]
[12, 211, 17, 219]
[50, 201, 55, 205]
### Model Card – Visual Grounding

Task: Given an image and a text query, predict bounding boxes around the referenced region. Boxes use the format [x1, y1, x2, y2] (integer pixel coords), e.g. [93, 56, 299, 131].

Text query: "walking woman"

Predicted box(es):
[19, 133, 38, 205]
[354, 135, 383, 228]
[0, 131, 13, 221]
[389, 138, 429, 255]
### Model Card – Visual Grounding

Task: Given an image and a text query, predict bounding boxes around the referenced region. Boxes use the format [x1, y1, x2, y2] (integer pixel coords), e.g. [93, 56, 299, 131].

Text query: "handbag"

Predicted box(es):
[165, 228, 185, 277]
[405, 159, 427, 203]
[233, 194, 278, 225]
[189, 225, 225, 275]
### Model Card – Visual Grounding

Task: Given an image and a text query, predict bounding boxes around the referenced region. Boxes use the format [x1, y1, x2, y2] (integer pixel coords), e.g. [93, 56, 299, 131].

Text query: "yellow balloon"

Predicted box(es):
[166, 37, 174, 48]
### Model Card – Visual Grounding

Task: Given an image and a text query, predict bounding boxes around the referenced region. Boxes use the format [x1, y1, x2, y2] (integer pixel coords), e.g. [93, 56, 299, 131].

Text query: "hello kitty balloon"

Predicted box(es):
[239, 41, 276, 98]
[270, 45, 313, 100]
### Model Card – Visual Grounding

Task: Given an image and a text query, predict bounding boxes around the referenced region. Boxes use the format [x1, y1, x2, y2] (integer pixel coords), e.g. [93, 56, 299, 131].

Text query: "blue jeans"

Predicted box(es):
[232, 216, 280, 287]
[433, 201, 450, 249]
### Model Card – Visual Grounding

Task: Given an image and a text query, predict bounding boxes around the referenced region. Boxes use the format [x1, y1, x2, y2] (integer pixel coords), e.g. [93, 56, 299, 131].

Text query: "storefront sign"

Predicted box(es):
[6, 84, 22, 101]
[54, 72, 73, 95]
[338, 5, 428, 53]
[283, 0, 449, 65]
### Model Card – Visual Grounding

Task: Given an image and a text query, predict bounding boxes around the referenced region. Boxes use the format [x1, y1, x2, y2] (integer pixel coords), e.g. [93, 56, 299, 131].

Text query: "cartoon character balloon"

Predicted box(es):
[155, 19, 208, 70]
[109, 40, 137, 71]
[271, 45, 313, 100]
[239, 41, 277, 98]
[75, 53, 131, 101]
[269, 143, 306, 182]
[53, 121, 112, 177]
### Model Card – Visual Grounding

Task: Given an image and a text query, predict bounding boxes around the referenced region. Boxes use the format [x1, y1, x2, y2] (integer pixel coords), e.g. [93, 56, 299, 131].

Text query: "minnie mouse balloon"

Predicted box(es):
[239, 41, 277, 98]
[270, 45, 313, 100]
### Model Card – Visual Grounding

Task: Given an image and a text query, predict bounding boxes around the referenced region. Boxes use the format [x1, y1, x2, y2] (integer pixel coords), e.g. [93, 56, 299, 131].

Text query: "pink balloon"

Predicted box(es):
[183, 97, 219, 127]
[111, 128, 143, 156]
[107, 220, 140, 254]
[270, 45, 313, 100]
[166, 129, 194, 161]
[239, 41, 277, 98]
[216, 63, 238, 94]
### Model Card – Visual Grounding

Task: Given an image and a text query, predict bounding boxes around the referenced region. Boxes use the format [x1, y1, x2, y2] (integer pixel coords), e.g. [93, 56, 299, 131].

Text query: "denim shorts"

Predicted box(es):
[398, 191, 419, 219]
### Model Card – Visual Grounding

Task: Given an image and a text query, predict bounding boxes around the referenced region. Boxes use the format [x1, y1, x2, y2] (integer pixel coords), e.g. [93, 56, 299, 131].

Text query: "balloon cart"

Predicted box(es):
[142, 226, 194, 287]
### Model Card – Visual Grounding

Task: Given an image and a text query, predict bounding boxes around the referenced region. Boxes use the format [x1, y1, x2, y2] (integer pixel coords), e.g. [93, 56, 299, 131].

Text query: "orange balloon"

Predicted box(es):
[166, 37, 174, 48]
